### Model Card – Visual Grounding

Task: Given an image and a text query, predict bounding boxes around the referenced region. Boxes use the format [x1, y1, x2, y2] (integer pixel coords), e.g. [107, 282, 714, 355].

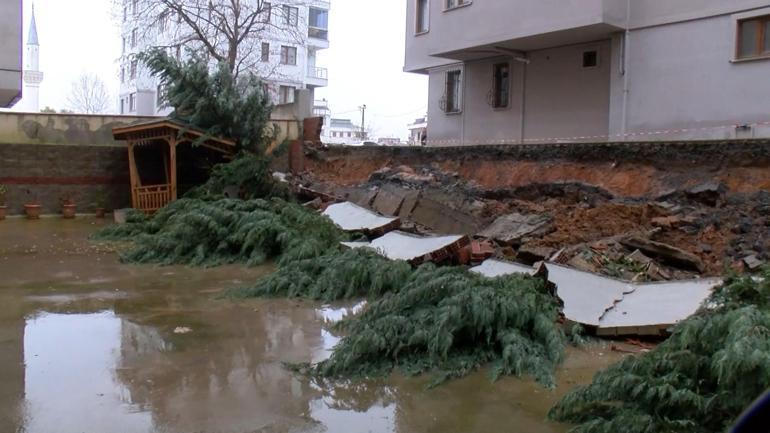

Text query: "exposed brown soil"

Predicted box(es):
[299, 142, 770, 280]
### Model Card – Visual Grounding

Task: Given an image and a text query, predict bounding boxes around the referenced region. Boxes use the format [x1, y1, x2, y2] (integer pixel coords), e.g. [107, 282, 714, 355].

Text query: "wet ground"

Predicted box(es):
[0, 218, 626, 433]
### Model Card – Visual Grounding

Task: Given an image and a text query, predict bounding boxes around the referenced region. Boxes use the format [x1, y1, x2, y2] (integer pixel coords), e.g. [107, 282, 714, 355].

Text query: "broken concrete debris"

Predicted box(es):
[743, 254, 765, 271]
[341, 231, 469, 265]
[620, 236, 705, 273]
[296, 148, 769, 279]
[478, 213, 553, 246]
[472, 260, 719, 336]
[322, 202, 400, 236]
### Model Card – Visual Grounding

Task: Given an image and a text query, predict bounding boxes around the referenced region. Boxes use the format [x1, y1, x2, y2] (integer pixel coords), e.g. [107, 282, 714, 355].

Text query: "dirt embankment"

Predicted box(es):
[297, 140, 770, 279]
[303, 140, 770, 197]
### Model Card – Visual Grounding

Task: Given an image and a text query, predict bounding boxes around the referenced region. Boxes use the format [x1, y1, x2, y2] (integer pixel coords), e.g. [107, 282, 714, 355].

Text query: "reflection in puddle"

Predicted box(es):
[310, 397, 395, 433]
[24, 312, 153, 433]
[312, 302, 366, 363]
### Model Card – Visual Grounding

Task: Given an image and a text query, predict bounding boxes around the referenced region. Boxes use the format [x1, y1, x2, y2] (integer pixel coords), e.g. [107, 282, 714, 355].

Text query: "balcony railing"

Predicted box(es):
[308, 67, 328, 80]
[308, 26, 328, 40]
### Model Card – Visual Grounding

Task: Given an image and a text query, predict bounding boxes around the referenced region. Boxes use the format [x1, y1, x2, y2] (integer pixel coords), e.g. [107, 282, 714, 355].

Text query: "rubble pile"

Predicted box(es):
[295, 163, 769, 281]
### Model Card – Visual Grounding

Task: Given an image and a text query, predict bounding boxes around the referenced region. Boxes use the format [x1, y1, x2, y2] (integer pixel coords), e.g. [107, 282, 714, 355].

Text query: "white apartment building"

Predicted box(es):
[0, 0, 22, 108]
[405, 0, 770, 145]
[118, 0, 330, 116]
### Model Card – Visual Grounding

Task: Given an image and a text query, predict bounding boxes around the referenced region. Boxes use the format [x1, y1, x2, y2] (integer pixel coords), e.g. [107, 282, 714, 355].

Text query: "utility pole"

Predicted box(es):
[359, 104, 367, 140]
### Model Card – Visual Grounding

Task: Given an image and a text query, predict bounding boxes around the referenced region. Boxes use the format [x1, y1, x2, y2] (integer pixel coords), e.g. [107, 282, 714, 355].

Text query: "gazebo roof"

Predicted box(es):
[112, 119, 237, 156]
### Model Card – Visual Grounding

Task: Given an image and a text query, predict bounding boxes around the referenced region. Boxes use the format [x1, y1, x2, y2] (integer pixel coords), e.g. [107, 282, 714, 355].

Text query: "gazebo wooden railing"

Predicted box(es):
[113, 119, 237, 214]
[133, 184, 172, 214]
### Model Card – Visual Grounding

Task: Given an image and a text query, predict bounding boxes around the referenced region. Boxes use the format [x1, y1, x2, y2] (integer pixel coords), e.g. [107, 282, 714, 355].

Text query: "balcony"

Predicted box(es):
[405, 0, 627, 72]
[308, 6, 330, 49]
[306, 66, 328, 88]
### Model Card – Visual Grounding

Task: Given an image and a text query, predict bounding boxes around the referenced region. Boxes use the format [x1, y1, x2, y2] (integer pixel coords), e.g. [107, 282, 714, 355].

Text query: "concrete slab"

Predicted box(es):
[341, 231, 468, 264]
[323, 202, 400, 234]
[540, 263, 632, 328]
[470, 259, 535, 277]
[410, 196, 480, 234]
[371, 185, 406, 216]
[597, 279, 719, 336]
[471, 259, 720, 336]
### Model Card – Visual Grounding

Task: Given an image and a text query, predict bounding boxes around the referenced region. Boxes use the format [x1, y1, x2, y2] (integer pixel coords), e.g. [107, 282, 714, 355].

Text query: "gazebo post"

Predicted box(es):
[127, 140, 138, 208]
[169, 135, 178, 200]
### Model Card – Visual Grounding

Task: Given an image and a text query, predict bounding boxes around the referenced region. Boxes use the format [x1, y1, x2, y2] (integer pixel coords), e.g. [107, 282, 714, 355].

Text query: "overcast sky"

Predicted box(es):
[13, 0, 427, 139]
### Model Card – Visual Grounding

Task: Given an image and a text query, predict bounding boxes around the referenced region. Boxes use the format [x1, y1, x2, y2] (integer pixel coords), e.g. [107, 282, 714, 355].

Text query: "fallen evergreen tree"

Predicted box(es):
[230, 248, 413, 301]
[549, 268, 770, 433]
[95, 198, 344, 267]
[275, 263, 567, 387]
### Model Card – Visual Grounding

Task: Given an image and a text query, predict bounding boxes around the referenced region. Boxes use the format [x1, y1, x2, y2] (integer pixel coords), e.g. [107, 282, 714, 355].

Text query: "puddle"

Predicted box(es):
[23, 312, 154, 433]
[0, 218, 628, 433]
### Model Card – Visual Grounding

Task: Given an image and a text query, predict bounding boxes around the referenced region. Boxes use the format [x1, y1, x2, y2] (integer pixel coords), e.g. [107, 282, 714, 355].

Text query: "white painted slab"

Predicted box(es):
[545, 263, 632, 328]
[470, 259, 535, 277]
[341, 231, 464, 262]
[599, 279, 720, 329]
[323, 202, 399, 232]
[472, 259, 721, 335]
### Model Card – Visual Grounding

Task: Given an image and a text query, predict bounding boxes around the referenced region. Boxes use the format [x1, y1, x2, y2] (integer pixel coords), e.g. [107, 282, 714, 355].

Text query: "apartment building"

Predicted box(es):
[0, 0, 22, 107]
[405, 1, 770, 145]
[118, 0, 330, 116]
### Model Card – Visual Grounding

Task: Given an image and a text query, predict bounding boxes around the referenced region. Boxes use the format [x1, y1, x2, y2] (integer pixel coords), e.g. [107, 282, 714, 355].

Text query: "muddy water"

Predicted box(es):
[0, 219, 625, 433]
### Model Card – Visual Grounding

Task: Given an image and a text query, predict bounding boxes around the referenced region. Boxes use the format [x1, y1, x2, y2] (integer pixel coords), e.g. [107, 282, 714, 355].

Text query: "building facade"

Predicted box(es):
[0, 0, 23, 108]
[324, 118, 364, 145]
[118, 0, 330, 116]
[407, 116, 427, 145]
[405, 0, 770, 146]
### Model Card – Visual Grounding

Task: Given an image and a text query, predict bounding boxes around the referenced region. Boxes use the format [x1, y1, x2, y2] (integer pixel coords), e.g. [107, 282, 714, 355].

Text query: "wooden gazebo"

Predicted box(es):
[113, 120, 237, 213]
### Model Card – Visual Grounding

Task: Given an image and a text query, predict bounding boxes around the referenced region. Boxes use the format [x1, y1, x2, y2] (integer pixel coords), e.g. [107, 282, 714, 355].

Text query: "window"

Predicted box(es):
[492, 63, 510, 109]
[120, 67, 125, 83]
[261, 42, 270, 62]
[123, 6, 127, 22]
[283, 5, 298, 27]
[279, 86, 295, 104]
[120, 98, 125, 114]
[582, 50, 598, 68]
[737, 15, 770, 59]
[131, 28, 137, 47]
[444, 70, 462, 113]
[130, 60, 137, 79]
[122, 37, 126, 54]
[129, 93, 136, 112]
[132, 0, 137, 15]
[416, 0, 429, 33]
[280, 46, 297, 65]
[261, 82, 270, 96]
[446, 0, 471, 9]
[309, 8, 329, 40]
[261, 2, 272, 23]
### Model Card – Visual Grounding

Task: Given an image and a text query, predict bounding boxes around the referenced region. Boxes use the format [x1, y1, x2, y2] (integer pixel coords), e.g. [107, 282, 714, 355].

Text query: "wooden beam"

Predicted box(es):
[169, 135, 178, 201]
[127, 141, 139, 208]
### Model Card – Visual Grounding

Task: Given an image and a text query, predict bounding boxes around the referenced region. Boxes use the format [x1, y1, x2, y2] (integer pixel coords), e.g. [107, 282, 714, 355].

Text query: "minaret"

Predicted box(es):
[23, 4, 43, 112]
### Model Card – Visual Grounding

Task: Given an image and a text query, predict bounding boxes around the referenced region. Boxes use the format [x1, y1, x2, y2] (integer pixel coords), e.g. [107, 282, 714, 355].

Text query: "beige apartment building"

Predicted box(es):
[405, 0, 770, 146]
[0, 0, 23, 107]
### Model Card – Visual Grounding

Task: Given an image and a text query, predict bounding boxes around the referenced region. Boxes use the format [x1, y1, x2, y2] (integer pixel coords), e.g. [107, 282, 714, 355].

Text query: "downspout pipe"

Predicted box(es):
[620, 0, 632, 140]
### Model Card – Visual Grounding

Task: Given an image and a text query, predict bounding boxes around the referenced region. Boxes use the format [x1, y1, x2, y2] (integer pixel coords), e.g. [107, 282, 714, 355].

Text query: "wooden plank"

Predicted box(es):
[169, 136, 178, 200]
[127, 142, 138, 208]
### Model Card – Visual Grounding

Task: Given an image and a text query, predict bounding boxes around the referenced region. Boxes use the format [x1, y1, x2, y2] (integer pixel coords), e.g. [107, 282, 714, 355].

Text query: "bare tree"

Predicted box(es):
[67, 74, 111, 114]
[119, 0, 308, 78]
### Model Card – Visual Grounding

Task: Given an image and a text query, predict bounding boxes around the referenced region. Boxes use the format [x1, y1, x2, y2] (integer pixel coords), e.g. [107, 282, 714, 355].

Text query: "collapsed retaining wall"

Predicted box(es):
[303, 139, 770, 198]
[0, 113, 152, 215]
